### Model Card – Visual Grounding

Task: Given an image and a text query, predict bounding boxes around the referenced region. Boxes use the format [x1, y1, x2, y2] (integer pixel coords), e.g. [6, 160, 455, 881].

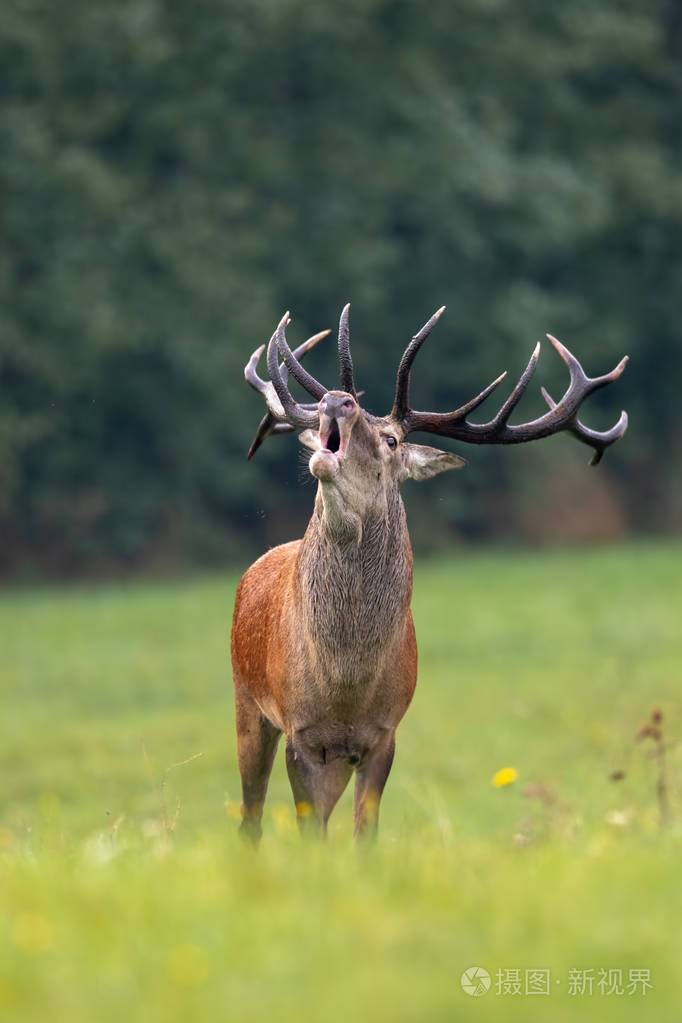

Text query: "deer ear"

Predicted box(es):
[404, 443, 467, 481]
[299, 429, 321, 451]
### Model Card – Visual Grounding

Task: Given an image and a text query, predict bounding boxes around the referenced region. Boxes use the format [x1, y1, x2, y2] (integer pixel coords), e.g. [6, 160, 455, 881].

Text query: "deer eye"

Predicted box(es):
[384, 435, 397, 449]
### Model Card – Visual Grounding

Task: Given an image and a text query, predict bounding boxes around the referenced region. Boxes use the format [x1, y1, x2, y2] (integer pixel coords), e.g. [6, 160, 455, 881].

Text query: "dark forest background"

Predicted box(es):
[2, 0, 681, 578]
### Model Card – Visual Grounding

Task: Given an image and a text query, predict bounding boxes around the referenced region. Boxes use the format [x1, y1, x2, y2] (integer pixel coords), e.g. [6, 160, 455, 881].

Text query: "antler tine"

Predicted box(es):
[275, 322, 330, 401]
[338, 303, 356, 396]
[540, 385, 629, 465]
[247, 416, 288, 461]
[453, 371, 508, 420]
[246, 405, 320, 461]
[282, 329, 331, 386]
[392, 306, 446, 420]
[244, 344, 268, 395]
[489, 343, 540, 430]
[546, 335, 629, 394]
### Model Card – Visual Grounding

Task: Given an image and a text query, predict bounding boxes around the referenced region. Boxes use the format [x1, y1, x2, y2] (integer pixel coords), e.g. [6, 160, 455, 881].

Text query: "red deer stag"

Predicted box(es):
[231, 306, 628, 841]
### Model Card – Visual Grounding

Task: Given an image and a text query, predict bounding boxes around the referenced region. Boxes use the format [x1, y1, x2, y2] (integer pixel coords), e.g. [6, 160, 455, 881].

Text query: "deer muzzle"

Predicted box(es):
[310, 392, 358, 481]
[318, 393, 357, 455]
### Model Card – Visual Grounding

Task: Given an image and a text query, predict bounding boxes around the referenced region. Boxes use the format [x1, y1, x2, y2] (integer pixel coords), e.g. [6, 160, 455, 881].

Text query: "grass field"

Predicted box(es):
[1, 541, 681, 1021]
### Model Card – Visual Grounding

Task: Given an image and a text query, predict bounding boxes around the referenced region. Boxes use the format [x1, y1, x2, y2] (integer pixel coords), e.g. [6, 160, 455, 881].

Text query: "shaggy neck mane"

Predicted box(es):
[296, 486, 413, 687]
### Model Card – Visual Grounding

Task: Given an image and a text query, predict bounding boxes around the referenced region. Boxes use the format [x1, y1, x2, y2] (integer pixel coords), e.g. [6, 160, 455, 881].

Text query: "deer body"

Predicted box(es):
[232, 306, 628, 841]
[233, 511, 416, 726]
[232, 396, 439, 839]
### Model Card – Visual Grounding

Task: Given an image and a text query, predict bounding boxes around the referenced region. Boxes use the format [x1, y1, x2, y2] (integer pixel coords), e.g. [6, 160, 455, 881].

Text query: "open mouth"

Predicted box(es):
[311, 414, 347, 481]
[325, 419, 341, 454]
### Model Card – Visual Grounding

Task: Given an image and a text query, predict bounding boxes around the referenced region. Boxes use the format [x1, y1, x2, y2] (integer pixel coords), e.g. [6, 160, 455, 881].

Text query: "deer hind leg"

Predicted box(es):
[234, 680, 282, 844]
[285, 739, 353, 837]
[353, 731, 396, 841]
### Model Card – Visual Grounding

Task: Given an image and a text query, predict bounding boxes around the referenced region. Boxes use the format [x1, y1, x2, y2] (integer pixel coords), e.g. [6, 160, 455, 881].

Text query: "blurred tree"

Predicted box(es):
[0, 0, 680, 576]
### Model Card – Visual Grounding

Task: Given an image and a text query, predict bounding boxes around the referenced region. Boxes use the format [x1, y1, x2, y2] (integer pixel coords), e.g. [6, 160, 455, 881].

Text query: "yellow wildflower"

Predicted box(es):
[492, 767, 518, 788]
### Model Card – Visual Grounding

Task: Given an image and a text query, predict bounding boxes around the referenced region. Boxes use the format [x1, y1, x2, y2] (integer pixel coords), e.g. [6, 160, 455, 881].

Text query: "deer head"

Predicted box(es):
[244, 305, 628, 531]
[245, 308, 475, 537]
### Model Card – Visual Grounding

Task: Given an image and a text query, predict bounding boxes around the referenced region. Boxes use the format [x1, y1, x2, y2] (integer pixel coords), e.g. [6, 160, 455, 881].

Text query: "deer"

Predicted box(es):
[230, 305, 628, 842]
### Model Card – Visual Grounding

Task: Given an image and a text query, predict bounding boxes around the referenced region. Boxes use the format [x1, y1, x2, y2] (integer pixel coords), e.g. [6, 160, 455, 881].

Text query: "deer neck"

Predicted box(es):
[295, 482, 414, 686]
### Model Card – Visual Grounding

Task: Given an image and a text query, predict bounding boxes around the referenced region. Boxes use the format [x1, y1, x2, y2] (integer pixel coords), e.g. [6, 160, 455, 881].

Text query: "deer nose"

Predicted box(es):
[320, 394, 356, 419]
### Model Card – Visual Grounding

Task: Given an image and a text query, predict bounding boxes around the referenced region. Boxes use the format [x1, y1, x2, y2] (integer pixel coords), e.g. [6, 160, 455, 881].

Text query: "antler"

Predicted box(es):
[540, 339, 629, 466]
[244, 313, 330, 459]
[391, 311, 629, 465]
[246, 306, 629, 465]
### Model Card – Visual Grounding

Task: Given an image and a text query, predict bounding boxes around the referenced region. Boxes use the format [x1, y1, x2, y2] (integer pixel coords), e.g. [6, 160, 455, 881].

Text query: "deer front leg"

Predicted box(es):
[234, 680, 282, 844]
[353, 731, 396, 841]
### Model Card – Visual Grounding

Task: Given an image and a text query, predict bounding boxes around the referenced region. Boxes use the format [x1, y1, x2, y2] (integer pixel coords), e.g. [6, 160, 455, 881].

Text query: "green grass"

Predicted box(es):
[1, 541, 681, 1021]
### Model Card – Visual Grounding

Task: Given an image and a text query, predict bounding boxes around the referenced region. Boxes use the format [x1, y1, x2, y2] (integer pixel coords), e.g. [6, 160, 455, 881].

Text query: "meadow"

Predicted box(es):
[1, 541, 681, 1021]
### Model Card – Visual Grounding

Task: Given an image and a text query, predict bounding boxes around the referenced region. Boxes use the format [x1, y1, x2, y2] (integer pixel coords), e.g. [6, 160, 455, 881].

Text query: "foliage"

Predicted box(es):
[1, 1, 681, 575]
[1, 543, 682, 1019]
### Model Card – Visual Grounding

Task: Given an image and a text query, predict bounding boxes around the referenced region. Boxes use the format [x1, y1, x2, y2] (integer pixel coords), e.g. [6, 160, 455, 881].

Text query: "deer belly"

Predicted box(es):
[291, 719, 390, 766]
